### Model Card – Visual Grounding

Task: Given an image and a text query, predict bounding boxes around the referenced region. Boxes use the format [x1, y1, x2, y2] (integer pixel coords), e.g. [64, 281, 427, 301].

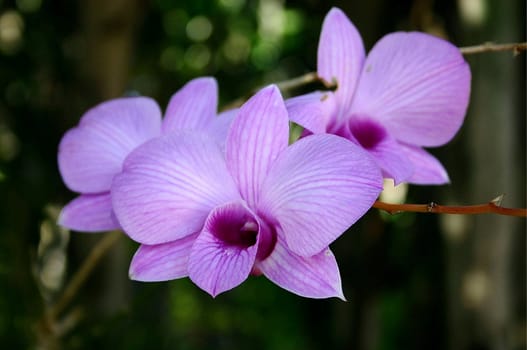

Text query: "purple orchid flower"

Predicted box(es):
[287, 7, 471, 185]
[111, 85, 383, 299]
[58, 77, 234, 232]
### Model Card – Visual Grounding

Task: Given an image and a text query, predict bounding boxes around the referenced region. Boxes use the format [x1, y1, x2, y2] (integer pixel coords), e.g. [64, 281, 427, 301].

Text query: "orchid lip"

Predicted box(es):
[208, 202, 277, 259]
[349, 117, 387, 150]
[254, 216, 277, 261]
[213, 216, 258, 248]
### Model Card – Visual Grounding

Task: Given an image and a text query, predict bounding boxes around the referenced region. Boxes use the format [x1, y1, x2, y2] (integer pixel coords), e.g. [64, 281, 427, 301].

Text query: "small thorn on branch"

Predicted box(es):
[427, 202, 436, 212]
[490, 194, 504, 207]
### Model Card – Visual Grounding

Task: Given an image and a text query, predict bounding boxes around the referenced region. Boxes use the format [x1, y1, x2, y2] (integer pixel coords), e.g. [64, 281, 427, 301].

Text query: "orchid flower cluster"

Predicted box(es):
[57, 8, 470, 299]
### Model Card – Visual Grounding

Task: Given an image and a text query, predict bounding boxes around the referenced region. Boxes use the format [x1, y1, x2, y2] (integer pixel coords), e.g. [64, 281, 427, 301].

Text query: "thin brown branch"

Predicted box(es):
[373, 197, 527, 217]
[262, 41, 527, 95]
[275, 72, 331, 91]
[459, 41, 527, 55]
[46, 231, 122, 321]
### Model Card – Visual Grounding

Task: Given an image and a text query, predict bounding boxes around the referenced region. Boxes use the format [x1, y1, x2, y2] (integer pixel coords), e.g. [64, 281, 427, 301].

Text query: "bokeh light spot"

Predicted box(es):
[218, 0, 245, 12]
[163, 9, 188, 37]
[184, 44, 211, 70]
[186, 16, 213, 42]
[16, 0, 42, 13]
[251, 40, 279, 69]
[458, 0, 487, 26]
[0, 10, 24, 54]
[222, 32, 250, 64]
[283, 9, 303, 35]
[0, 124, 20, 161]
[160, 46, 184, 72]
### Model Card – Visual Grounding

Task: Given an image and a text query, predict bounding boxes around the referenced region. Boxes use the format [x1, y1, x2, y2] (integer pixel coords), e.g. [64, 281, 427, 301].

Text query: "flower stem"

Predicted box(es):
[373, 197, 527, 217]
[267, 41, 527, 94]
[46, 230, 122, 321]
[459, 42, 527, 55]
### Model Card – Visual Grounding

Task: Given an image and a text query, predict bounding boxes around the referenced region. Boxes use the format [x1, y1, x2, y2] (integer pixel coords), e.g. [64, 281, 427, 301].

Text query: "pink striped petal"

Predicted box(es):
[258, 134, 383, 257]
[257, 235, 344, 299]
[346, 118, 414, 184]
[285, 91, 336, 134]
[351, 32, 471, 147]
[362, 133, 414, 185]
[400, 143, 450, 185]
[206, 108, 237, 149]
[188, 202, 259, 297]
[318, 7, 365, 118]
[226, 85, 289, 208]
[58, 193, 120, 232]
[58, 97, 162, 193]
[129, 233, 198, 282]
[112, 133, 240, 245]
[162, 77, 218, 134]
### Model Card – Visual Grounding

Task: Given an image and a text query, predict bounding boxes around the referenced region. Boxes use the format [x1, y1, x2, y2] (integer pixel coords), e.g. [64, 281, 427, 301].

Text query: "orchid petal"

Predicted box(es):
[351, 32, 471, 147]
[188, 202, 258, 297]
[206, 109, 237, 149]
[226, 85, 289, 207]
[318, 7, 365, 117]
[257, 235, 344, 299]
[259, 134, 382, 257]
[129, 233, 198, 282]
[400, 143, 450, 185]
[217, 108, 238, 120]
[58, 97, 162, 193]
[162, 77, 218, 134]
[285, 91, 336, 134]
[112, 132, 240, 245]
[365, 134, 415, 185]
[58, 193, 120, 232]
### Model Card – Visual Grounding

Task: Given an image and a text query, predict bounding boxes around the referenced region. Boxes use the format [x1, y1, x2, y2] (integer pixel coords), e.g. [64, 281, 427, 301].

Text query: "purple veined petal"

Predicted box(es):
[226, 85, 289, 208]
[347, 118, 414, 185]
[351, 32, 471, 147]
[399, 143, 450, 185]
[58, 97, 162, 193]
[317, 7, 365, 118]
[112, 132, 241, 245]
[258, 134, 383, 257]
[188, 202, 259, 297]
[58, 193, 120, 232]
[256, 235, 344, 300]
[129, 233, 198, 282]
[206, 108, 237, 149]
[285, 91, 336, 134]
[365, 134, 414, 185]
[162, 77, 218, 134]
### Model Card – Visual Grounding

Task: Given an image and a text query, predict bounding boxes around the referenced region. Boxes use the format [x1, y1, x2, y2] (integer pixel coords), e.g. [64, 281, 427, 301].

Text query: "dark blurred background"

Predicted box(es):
[0, 0, 525, 349]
